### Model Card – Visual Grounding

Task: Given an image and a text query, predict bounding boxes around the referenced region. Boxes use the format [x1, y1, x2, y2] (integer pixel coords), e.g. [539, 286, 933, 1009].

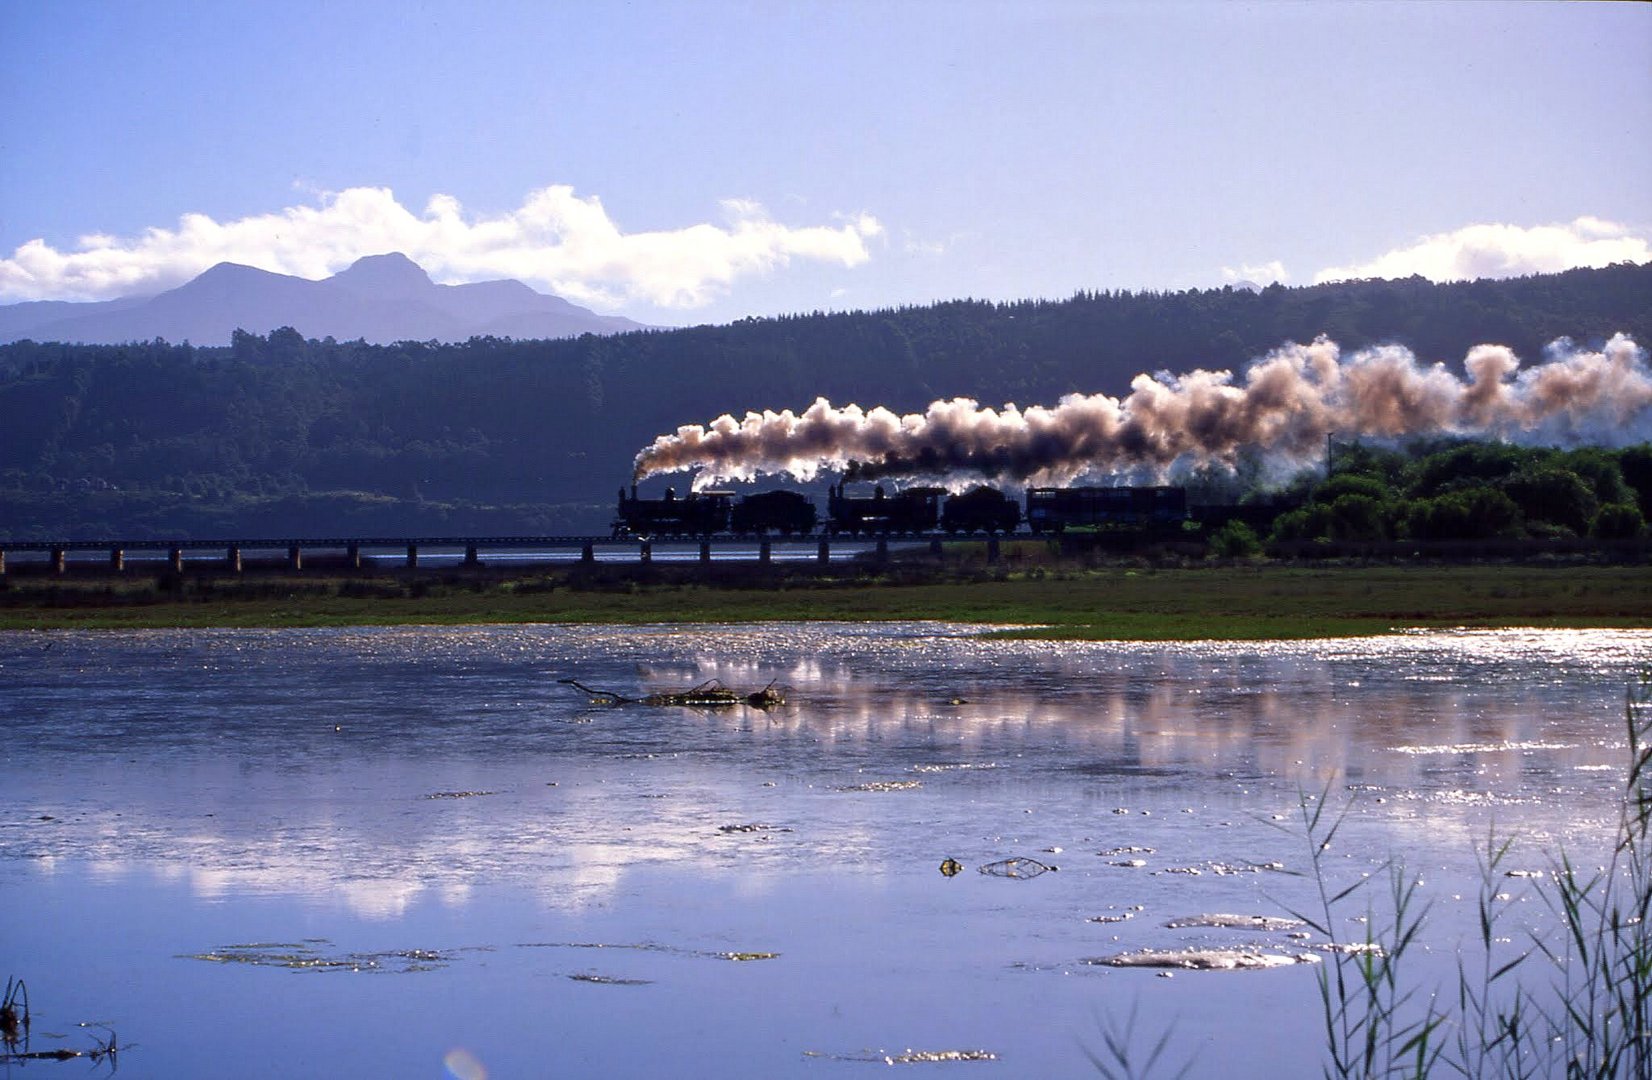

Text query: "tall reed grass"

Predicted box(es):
[1284, 675, 1652, 1078]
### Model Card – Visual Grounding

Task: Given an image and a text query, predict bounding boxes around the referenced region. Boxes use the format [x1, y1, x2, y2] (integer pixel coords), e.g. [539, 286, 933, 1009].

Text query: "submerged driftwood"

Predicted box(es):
[559, 678, 785, 710]
[0, 976, 119, 1067]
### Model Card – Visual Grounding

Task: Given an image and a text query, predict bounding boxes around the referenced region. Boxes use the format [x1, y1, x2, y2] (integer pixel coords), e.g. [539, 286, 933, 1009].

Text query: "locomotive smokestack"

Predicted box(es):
[633, 334, 1651, 488]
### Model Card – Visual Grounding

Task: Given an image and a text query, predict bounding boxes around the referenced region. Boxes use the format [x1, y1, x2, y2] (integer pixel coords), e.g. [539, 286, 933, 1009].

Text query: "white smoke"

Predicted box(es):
[633, 334, 1652, 488]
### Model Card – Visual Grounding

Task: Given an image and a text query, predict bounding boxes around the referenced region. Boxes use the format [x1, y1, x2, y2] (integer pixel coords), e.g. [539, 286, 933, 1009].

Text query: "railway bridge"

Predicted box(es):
[0, 532, 1005, 574]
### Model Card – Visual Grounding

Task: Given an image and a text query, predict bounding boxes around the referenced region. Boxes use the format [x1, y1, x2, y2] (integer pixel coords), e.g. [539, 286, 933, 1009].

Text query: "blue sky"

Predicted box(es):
[2, 0, 1648, 325]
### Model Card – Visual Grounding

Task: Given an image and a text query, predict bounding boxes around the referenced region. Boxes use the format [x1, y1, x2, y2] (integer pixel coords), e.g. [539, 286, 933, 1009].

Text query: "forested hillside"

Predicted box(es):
[1, 263, 1648, 538]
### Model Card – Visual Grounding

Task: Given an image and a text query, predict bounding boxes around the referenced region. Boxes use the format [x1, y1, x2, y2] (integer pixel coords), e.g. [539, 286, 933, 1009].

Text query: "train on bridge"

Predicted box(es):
[613, 482, 1187, 538]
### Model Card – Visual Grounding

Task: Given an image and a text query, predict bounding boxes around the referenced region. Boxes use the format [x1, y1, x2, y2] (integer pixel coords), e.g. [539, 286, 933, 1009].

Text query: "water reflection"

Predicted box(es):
[1, 625, 1642, 922]
[3, 623, 1648, 1078]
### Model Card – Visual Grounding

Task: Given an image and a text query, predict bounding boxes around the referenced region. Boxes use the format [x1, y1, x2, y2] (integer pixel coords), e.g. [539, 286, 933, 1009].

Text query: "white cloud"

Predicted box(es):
[1221, 260, 1289, 286]
[1315, 217, 1652, 285]
[0, 185, 884, 307]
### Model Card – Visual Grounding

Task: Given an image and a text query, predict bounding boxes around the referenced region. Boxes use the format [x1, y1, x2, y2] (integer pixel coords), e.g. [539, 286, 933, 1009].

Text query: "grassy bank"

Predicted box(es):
[1, 555, 1649, 638]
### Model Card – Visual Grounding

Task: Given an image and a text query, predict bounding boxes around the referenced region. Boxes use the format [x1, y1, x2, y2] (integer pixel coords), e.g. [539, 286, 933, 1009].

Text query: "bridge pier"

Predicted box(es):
[464, 544, 480, 566]
[639, 541, 652, 564]
[109, 547, 125, 572]
[700, 541, 712, 564]
[759, 539, 772, 564]
[987, 536, 1001, 563]
[0, 549, 6, 576]
[406, 544, 418, 569]
[287, 544, 302, 571]
[50, 546, 65, 574]
[875, 537, 889, 561]
[929, 537, 943, 558]
[169, 547, 184, 573]
[226, 546, 242, 573]
[581, 542, 594, 564]
[817, 537, 830, 564]
[347, 543, 361, 570]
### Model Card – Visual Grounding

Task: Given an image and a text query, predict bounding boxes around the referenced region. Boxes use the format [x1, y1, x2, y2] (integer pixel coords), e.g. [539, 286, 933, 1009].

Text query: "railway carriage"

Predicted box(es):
[730, 489, 818, 535]
[1024, 485, 1187, 533]
[826, 483, 943, 535]
[940, 485, 1022, 534]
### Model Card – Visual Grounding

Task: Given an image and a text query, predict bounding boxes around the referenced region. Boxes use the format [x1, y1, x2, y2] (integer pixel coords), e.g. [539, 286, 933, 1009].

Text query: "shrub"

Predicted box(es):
[1593, 501, 1646, 540]
[1208, 519, 1262, 558]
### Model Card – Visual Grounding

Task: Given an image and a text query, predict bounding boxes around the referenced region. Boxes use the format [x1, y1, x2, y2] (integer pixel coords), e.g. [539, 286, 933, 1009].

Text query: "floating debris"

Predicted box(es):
[1084, 948, 1320, 971]
[1162, 914, 1306, 932]
[717, 823, 792, 834]
[1098, 846, 1155, 856]
[568, 973, 653, 986]
[558, 677, 785, 710]
[978, 857, 1057, 878]
[939, 857, 964, 877]
[1208, 861, 1287, 875]
[1151, 861, 1286, 877]
[515, 941, 778, 963]
[1087, 912, 1136, 924]
[1109, 859, 1148, 868]
[1311, 941, 1386, 956]
[834, 780, 922, 793]
[804, 1048, 998, 1064]
[182, 941, 459, 973]
[424, 791, 495, 800]
[1391, 740, 1570, 756]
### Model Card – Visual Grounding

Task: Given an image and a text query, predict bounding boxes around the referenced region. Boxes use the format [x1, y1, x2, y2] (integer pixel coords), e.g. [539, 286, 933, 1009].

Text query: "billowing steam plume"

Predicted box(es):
[633, 334, 1652, 488]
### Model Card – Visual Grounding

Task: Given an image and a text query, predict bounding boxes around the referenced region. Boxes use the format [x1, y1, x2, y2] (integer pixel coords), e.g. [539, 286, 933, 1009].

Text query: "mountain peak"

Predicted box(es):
[330, 252, 433, 292]
[0, 252, 649, 345]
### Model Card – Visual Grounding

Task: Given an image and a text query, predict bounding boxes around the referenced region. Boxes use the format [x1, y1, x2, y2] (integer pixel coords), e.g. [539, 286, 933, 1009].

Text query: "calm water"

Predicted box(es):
[1, 623, 1646, 1078]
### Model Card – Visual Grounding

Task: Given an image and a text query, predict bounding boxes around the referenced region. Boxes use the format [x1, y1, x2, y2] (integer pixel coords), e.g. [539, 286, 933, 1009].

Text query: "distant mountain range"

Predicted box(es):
[0, 253, 650, 345]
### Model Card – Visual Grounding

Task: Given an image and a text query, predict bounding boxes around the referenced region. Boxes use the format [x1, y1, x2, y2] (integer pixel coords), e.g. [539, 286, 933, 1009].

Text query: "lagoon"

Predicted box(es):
[1, 624, 1645, 1077]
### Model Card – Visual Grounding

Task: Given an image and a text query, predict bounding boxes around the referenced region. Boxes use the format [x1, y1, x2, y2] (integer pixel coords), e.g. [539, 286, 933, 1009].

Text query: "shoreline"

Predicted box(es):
[2, 559, 1649, 639]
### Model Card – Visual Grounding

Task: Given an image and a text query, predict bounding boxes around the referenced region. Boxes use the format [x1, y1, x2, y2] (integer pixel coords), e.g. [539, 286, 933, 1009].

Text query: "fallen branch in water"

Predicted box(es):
[1, 978, 119, 1068]
[558, 678, 784, 710]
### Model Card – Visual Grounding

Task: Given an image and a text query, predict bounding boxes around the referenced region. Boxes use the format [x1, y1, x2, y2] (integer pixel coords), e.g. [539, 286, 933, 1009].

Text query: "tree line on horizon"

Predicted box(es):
[0, 262, 1648, 540]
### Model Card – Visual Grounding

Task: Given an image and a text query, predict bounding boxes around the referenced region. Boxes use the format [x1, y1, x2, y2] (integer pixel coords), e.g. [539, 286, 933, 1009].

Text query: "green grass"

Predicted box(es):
[0, 561, 1649, 638]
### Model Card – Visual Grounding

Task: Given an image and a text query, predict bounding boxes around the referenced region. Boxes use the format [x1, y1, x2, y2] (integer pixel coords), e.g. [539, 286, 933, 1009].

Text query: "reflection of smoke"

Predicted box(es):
[633, 334, 1652, 487]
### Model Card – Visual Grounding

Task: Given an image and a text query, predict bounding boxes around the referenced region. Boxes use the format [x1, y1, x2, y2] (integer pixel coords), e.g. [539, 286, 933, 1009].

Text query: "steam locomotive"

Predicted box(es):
[613, 482, 1185, 537]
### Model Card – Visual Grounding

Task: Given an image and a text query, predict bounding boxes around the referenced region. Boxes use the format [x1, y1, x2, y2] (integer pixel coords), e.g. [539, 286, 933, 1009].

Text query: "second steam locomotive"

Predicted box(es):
[614, 482, 1186, 537]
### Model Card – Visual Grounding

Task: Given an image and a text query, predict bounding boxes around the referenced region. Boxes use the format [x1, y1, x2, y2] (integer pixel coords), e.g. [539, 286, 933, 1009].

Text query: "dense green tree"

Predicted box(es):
[1326, 493, 1393, 542]
[1501, 466, 1599, 536]
[1313, 473, 1393, 505]
[1592, 501, 1646, 540]
[1615, 445, 1652, 516]
[1404, 486, 1523, 540]
[1412, 441, 1529, 497]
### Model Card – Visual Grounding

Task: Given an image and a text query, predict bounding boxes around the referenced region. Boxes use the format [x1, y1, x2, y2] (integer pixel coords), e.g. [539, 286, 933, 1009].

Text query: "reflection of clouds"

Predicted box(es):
[3, 626, 1645, 913]
[647, 635, 1622, 793]
[336, 878, 426, 920]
